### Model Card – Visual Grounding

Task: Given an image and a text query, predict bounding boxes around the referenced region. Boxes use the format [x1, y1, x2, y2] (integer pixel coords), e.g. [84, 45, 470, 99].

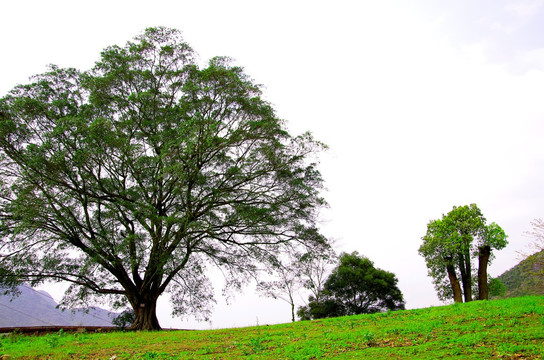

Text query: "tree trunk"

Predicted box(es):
[288, 292, 295, 322]
[446, 263, 463, 303]
[458, 253, 472, 302]
[129, 296, 161, 330]
[478, 245, 491, 300]
[464, 249, 472, 301]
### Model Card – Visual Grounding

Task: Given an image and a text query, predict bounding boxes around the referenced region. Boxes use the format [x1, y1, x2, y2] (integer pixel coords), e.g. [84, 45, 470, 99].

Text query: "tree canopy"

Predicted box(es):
[298, 252, 405, 320]
[0, 27, 330, 330]
[419, 204, 507, 303]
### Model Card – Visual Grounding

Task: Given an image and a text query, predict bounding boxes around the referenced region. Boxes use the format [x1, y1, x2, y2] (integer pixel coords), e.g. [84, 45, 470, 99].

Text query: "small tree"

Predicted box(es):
[298, 252, 405, 320]
[299, 250, 337, 305]
[524, 219, 544, 253]
[477, 222, 507, 300]
[488, 278, 506, 298]
[419, 218, 463, 303]
[112, 309, 136, 330]
[257, 248, 335, 322]
[521, 219, 544, 290]
[256, 255, 304, 323]
[419, 204, 507, 303]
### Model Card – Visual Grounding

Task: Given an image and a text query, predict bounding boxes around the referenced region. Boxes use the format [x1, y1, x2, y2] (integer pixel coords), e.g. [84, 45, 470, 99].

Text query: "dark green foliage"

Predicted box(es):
[488, 277, 506, 298]
[298, 252, 405, 320]
[0, 27, 329, 330]
[298, 298, 344, 320]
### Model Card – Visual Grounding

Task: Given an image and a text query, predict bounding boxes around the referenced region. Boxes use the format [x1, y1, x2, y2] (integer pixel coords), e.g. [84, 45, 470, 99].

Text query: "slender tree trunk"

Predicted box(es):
[288, 292, 295, 322]
[129, 295, 161, 330]
[458, 253, 472, 302]
[446, 263, 463, 303]
[464, 249, 472, 300]
[478, 245, 491, 300]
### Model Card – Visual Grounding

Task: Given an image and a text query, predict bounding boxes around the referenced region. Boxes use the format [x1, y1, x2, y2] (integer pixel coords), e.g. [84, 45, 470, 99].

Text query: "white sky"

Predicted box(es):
[2, 0, 544, 329]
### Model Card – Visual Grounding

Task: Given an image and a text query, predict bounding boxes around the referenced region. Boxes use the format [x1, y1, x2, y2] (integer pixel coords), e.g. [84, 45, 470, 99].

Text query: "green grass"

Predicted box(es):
[1, 296, 543, 359]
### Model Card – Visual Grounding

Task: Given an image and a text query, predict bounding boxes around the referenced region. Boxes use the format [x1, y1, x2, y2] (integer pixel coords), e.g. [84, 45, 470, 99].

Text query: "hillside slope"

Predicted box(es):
[1, 296, 543, 359]
[0, 285, 116, 327]
[498, 250, 544, 297]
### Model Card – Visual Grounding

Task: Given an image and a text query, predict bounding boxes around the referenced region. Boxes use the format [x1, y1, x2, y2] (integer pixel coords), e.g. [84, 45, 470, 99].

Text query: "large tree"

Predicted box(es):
[419, 204, 507, 303]
[298, 252, 405, 320]
[0, 27, 329, 330]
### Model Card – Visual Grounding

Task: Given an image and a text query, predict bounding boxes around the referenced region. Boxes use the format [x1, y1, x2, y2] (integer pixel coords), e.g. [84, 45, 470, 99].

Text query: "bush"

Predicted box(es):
[489, 278, 506, 298]
[112, 310, 135, 330]
[298, 252, 405, 320]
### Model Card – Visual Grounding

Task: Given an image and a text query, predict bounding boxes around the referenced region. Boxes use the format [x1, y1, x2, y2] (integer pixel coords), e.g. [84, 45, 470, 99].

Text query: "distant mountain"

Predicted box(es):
[0, 285, 117, 327]
[497, 250, 544, 298]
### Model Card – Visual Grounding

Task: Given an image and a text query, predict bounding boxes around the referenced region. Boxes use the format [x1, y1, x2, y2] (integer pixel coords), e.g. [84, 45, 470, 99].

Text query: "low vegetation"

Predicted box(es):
[1, 296, 542, 359]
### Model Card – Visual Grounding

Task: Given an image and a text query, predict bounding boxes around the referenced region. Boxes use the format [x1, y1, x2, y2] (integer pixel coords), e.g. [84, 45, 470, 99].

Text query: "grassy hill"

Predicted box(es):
[498, 251, 544, 298]
[1, 296, 543, 359]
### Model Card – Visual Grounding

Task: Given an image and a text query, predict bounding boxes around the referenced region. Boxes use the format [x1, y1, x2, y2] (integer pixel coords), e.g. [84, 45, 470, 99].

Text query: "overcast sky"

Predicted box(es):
[2, 0, 544, 329]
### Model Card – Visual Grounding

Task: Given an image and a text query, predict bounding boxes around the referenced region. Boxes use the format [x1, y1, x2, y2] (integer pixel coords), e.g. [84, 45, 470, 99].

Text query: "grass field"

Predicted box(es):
[1, 296, 543, 359]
